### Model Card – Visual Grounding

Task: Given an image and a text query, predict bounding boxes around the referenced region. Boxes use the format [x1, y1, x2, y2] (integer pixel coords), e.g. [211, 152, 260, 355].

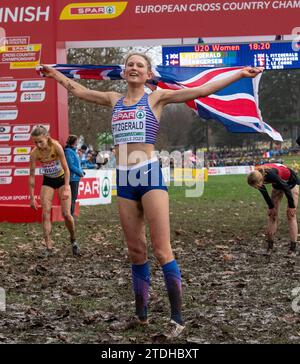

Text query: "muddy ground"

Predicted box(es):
[0, 176, 300, 344]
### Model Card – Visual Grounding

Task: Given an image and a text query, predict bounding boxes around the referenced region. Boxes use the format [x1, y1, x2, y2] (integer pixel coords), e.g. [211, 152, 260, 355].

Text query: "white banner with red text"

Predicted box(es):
[78, 169, 112, 205]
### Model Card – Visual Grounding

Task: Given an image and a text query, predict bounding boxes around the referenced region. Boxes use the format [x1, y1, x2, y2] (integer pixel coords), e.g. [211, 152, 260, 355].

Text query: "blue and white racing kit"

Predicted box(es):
[116, 158, 167, 201]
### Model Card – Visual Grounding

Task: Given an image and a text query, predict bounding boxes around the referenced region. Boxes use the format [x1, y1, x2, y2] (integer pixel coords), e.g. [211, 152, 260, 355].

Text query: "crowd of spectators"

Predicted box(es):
[205, 146, 299, 167]
[76, 142, 299, 171]
[78, 145, 116, 169]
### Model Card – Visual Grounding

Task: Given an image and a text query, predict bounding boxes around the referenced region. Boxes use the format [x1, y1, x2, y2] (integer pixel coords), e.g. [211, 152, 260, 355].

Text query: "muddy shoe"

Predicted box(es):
[110, 316, 148, 331]
[71, 241, 80, 256]
[163, 320, 185, 339]
[287, 242, 297, 258]
[42, 239, 54, 251]
[264, 240, 274, 256]
[43, 248, 53, 258]
[42, 246, 60, 258]
[261, 240, 274, 257]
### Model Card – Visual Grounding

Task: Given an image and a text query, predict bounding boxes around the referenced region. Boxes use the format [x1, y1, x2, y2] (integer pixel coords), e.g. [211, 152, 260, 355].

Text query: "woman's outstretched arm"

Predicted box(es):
[156, 66, 263, 106]
[39, 65, 120, 107]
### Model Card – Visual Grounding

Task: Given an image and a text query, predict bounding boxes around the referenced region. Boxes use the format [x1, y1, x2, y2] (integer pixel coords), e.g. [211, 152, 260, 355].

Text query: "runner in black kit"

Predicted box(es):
[247, 163, 299, 256]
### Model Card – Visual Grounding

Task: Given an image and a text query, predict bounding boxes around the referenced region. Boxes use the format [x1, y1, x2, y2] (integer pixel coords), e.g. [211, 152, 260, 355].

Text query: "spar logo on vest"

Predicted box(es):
[136, 110, 146, 119]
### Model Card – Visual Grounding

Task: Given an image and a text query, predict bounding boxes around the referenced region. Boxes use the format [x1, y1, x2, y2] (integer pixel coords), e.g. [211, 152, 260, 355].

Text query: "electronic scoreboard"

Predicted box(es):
[162, 41, 299, 70]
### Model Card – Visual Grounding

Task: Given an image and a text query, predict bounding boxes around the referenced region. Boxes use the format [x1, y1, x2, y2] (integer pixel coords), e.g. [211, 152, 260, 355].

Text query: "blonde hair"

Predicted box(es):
[31, 125, 49, 138]
[254, 165, 272, 175]
[31, 125, 53, 147]
[124, 52, 152, 71]
[247, 170, 264, 187]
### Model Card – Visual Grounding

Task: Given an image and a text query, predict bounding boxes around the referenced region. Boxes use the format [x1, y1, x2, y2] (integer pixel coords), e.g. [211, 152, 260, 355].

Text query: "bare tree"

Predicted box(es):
[67, 48, 126, 147]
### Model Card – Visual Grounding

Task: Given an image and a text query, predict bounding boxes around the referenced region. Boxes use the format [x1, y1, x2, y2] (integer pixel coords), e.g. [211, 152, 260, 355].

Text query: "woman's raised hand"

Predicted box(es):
[241, 66, 264, 78]
[37, 64, 57, 78]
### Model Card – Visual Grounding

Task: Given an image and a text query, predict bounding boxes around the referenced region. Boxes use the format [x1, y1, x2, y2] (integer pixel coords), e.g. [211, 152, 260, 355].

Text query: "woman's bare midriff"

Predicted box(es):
[115, 143, 156, 166]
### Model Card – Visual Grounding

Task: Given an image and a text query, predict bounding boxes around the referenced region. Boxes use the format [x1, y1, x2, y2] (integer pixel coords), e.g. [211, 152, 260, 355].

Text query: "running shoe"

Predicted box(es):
[287, 242, 297, 258]
[163, 320, 185, 339]
[71, 241, 80, 256]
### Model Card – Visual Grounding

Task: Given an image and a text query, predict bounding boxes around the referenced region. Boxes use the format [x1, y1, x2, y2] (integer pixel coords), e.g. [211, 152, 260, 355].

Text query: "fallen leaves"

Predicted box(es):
[222, 253, 235, 262]
[278, 314, 300, 324]
[194, 239, 206, 247]
[175, 229, 186, 236]
[1, 194, 300, 345]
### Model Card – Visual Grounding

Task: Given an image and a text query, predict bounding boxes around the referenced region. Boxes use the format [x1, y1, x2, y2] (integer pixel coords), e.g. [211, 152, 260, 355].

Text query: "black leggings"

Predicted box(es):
[70, 181, 80, 216]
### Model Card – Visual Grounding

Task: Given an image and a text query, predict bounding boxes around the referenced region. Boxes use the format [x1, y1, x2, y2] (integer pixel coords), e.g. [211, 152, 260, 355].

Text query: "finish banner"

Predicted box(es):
[0, 1, 299, 39]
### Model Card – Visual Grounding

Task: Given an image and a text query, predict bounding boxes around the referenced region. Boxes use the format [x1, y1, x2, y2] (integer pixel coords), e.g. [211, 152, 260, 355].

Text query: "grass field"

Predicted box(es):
[280, 154, 300, 169]
[0, 169, 300, 344]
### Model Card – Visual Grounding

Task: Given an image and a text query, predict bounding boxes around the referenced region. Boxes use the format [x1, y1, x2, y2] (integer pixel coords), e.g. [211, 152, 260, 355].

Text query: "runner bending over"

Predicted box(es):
[248, 163, 299, 256]
[29, 126, 80, 256]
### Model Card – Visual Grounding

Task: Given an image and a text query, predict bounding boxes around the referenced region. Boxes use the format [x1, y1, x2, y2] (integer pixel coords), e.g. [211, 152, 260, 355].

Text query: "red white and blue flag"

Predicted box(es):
[41, 64, 282, 141]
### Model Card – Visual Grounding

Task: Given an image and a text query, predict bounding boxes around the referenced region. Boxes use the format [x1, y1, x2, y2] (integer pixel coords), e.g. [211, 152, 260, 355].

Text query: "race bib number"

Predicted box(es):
[112, 107, 146, 144]
[41, 160, 63, 177]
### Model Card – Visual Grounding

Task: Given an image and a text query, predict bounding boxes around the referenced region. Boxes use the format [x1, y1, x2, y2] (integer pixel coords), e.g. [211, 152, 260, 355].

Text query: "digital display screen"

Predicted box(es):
[162, 41, 300, 70]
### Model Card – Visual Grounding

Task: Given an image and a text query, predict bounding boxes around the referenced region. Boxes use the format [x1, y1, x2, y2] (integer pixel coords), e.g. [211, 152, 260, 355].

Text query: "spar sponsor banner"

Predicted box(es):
[0, 43, 42, 69]
[78, 169, 112, 205]
[59, 2, 128, 19]
[208, 165, 254, 175]
[0, 1, 298, 39]
[56, 0, 299, 40]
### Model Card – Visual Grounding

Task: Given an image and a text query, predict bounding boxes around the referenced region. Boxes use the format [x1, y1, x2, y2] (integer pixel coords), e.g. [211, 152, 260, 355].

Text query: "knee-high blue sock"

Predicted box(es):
[132, 262, 150, 321]
[162, 259, 183, 325]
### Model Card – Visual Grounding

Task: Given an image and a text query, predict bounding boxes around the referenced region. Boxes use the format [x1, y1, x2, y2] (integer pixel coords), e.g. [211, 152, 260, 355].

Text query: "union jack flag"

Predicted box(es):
[154, 65, 282, 141]
[40, 64, 282, 141]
